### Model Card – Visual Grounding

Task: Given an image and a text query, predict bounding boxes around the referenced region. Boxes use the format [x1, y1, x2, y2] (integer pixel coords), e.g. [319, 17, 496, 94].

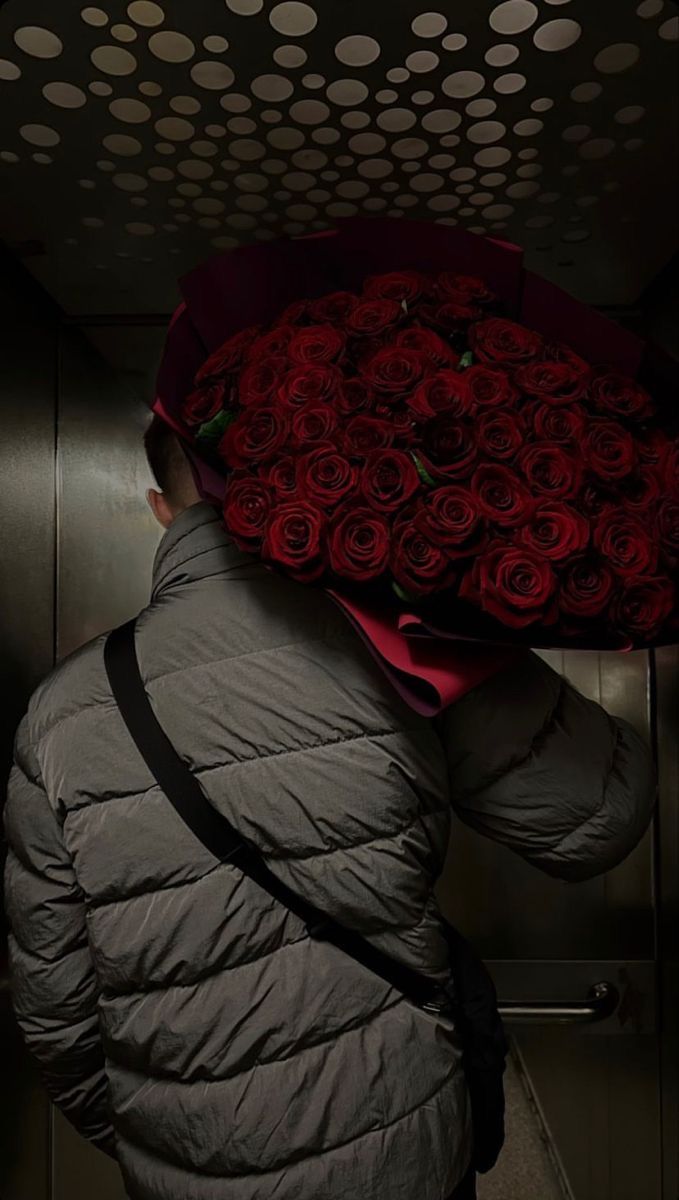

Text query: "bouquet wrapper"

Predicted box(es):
[153, 218, 676, 714]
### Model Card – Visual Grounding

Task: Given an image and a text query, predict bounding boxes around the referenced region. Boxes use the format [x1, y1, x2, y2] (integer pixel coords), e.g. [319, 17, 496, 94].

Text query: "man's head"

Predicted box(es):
[144, 414, 201, 528]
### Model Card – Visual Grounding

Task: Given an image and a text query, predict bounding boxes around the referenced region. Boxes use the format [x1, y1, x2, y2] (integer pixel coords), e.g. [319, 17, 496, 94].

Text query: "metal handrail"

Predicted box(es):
[499, 981, 619, 1024]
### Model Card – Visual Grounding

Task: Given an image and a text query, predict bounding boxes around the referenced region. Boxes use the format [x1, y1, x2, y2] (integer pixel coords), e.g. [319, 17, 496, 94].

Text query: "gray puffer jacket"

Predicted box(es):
[4, 502, 654, 1200]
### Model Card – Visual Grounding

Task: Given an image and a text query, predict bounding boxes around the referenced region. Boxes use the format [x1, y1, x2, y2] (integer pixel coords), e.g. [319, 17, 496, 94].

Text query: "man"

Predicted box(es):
[4, 416, 654, 1200]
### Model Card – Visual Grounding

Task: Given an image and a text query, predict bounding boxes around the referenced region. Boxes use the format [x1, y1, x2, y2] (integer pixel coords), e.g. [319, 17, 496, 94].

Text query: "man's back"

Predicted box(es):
[4, 502, 471, 1200]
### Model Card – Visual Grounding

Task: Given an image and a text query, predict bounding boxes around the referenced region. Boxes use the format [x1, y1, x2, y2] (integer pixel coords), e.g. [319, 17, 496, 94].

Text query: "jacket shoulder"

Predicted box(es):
[21, 632, 111, 750]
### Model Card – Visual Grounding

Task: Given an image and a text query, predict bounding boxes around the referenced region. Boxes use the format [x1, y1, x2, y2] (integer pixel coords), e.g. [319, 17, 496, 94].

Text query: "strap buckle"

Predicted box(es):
[421, 998, 445, 1015]
[421, 985, 456, 1017]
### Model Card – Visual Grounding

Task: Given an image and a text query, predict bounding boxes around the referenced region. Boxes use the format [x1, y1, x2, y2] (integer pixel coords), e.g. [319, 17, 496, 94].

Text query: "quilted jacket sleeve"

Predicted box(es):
[435, 652, 656, 882]
[3, 715, 115, 1156]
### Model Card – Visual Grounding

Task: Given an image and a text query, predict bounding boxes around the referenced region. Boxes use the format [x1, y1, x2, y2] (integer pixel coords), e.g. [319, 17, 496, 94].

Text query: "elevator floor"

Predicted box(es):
[479, 1050, 565, 1200]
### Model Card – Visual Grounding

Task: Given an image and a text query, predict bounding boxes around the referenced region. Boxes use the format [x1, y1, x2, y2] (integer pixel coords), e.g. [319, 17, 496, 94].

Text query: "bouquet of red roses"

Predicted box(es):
[181, 268, 678, 648]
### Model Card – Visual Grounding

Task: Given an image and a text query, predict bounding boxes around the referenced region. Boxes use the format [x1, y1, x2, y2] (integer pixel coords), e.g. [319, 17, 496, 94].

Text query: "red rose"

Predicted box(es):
[422, 416, 478, 480]
[344, 414, 396, 454]
[470, 318, 543, 367]
[182, 380, 227, 427]
[595, 512, 658, 578]
[387, 406, 417, 446]
[391, 516, 456, 597]
[291, 403, 338, 447]
[418, 300, 482, 333]
[219, 404, 290, 469]
[260, 456, 297, 498]
[614, 575, 675, 639]
[239, 357, 288, 407]
[515, 360, 588, 405]
[638, 429, 671, 469]
[360, 450, 420, 513]
[262, 501, 326, 582]
[465, 365, 519, 410]
[658, 499, 679, 568]
[223, 475, 272, 549]
[407, 370, 473, 421]
[195, 325, 260, 382]
[584, 420, 637, 481]
[336, 377, 375, 416]
[519, 443, 582, 499]
[363, 347, 430, 394]
[623, 468, 661, 512]
[363, 270, 429, 304]
[345, 299, 403, 338]
[590, 371, 655, 422]
[436, 272, 495, 306]
[328, 506, 390, 581]
[297, 446, 357, 509]
[415, 486, 486, 557]
[245, 326, 294, 361]
[532, 402, 586, 446]
[478, 409, 526, 461]
[472, 463, 535, 527]
[460, 544, 557, 628]
[580, 482, 619, 521]
[308, 291, 357, 323]
[279, 364, 342, 407]
[288, 324, 346, 365]
[542, 341, 590, 377]
[395, 327, 459, 367]
[520, 504, 591, 562]
[560, 557, 616, 619]
[273, 299, 308, 327]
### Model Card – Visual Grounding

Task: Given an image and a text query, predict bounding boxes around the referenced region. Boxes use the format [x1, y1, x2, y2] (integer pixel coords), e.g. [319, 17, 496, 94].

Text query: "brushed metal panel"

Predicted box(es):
[56, 330, 160, 660]
[0, 263, 57, 1200]
[51, 329, 159, 1200]
[654, 646, 679, 1200]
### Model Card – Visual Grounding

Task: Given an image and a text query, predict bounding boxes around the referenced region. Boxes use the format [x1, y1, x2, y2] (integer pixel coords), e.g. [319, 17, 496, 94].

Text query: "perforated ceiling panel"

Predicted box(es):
[0, 0, 677, 314]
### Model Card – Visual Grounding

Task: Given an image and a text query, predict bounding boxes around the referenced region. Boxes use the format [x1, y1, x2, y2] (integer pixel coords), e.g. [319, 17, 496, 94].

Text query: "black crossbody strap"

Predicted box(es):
[104, 619, 449, 1013]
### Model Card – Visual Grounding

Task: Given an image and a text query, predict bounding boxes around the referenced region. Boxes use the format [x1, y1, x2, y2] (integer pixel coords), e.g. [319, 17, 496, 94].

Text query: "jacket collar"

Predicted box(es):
[151, 501, 253, 600]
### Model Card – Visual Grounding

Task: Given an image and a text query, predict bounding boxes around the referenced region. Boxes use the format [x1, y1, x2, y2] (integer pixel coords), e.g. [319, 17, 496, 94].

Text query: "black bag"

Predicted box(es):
[104, 619, 507, 1175]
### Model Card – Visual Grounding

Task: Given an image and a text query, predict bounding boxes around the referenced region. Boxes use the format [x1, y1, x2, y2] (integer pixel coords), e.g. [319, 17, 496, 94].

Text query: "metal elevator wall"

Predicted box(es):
[0, 267, 677, 1200]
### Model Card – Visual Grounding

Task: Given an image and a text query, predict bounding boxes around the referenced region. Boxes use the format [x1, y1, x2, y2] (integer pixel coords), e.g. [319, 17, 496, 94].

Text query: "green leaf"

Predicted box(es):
[196, 408, 236, 443]
[392, 581, 416, 603]
[410, 452, 437, 487]
[458, 350, 473, 370]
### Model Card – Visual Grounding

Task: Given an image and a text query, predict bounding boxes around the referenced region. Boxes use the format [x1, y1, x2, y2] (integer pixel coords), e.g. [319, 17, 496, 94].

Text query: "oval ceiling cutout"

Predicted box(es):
[489, 2, 538, 35]
[14, 27, 63, 59]
[148, 31, 195, 62]
[335, 36, 381, 67]
[43, 82, 87, 108]
[82, 8, 109, 27]
[128, 2, 165, 26]
[91, 45, 138, 74]
[269, 3, 318, 36]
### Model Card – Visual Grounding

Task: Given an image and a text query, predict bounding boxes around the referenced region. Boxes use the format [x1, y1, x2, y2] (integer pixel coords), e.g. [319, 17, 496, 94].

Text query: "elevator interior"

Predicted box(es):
[1, 2, 678, 1198]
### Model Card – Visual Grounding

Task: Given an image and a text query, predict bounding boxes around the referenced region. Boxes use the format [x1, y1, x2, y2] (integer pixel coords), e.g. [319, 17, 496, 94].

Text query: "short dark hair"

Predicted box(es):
[144, 414, 195, 507]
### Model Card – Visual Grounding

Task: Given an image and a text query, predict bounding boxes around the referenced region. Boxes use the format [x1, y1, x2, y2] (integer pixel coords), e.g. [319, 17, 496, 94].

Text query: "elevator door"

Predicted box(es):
[2, 314, 676, 1200]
